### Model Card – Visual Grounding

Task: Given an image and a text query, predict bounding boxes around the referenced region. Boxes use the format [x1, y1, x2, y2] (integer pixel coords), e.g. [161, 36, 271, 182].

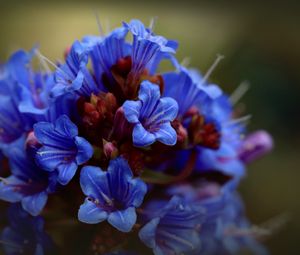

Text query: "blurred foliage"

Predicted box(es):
[0, 0, 299, 254]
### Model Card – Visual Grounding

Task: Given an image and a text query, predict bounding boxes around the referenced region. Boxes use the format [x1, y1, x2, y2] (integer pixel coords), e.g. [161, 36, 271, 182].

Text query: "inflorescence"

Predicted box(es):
[0, 19, 273, 255]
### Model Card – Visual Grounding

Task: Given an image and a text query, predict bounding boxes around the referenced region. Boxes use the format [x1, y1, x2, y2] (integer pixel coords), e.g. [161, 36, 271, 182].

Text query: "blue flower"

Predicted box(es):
[167, 182, 268, 255]
[34, 115, 93, 185]
[87, 27, 131, 86]
[163, 67, 221, 116]
[123, 81, 178, 147]
[51, 41, 91, 97]
[139, 196, 204, 255]
[0, 138, 58, 216]
[123, 19, 177, 76]
[0, 95, 29, 145]
[7, 49, 54, 118]
[1, 204, 55, 255]
[78, 157, 147, 232]
[0, 60, 31, 145]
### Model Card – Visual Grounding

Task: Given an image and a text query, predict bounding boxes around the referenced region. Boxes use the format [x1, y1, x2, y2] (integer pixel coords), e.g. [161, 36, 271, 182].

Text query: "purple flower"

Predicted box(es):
[78, 157, 147, 232]
[34, 115, 93, 185]
[123, 81, 178, 147]
[239, 130, 273, 164]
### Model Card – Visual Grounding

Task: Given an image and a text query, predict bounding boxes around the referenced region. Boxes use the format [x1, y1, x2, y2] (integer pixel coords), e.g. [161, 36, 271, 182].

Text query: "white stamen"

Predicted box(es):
[105, 18, 111, 34]
[199, 54, 224, 86]
[230, 80, 250, 105]
[225, 213, 290, 240]
[225, 115, 252, 126]
[36, 52, 69, 79]
[149, 16, 158, 33]
[0, 177, 9, 185]
[181, 57, 191, 67]
[94, 11, 104, 36]
[259, 212, 290, 235]
[0, 240, 23, 249]
[35, 49, 51, 73]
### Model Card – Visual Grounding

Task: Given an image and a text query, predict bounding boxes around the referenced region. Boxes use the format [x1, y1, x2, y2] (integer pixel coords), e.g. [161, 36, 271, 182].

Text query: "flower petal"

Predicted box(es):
[107, 158, 133, 200]
[21, 191, 48, 216]
[78, 198, 108, 224]
[126, 178, 147, 208]
[54, 115, 78, 138]
[75, 136, 93, 165]
[146, 97, 178, 126]
[138, 81, 160, 117]
[34, 122, 69, 149]
[154, 122, 177, 146]
[139, 217, 160, 249]
[123, 100, 141, 124]
[107, 207, 136, 232]
[57, 162, 78, 185]
[132, 123, 156, 147]
[36, 146, 76, 171]
[0, 176, 24, 202]
[80, 166, 111, 203]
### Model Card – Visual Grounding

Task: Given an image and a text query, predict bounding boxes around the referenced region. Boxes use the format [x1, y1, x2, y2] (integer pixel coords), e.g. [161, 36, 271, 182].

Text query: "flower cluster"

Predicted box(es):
[0, 19, 273, 255]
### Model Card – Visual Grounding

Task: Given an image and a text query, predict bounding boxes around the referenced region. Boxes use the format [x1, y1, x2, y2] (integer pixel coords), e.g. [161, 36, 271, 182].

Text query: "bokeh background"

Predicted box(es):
[0, 0, 299, 254]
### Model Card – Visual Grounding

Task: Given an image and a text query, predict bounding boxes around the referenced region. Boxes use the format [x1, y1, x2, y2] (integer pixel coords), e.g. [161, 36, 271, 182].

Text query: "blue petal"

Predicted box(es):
[154, 123, 177, 146]
[45, 93, 77, 123]
[75, 136, 93, 165]
[123, 100, 141, 124]
[107, 207, 137, 232]
[126, 178, 147, 208]
[0, 95, 27, 144]
[132, 123, 156, 147]
[107, 158, 133, 200]
[138, 81, 160, 117]
[78, 198, 108, 224]
[21, 191, 48, 216]
[80, 166, 111, 203]
[0, 176, 24, 202]
[54, 115, 78, 138]
[57, 162, 78, 185]
[145, 97, 178, 127]
[139, 217, 160, 249]
[36, 145, 76, 171]
[163, 70, 209, 116]
[34, 122, 67, 148]
[89, 27, 130, 84]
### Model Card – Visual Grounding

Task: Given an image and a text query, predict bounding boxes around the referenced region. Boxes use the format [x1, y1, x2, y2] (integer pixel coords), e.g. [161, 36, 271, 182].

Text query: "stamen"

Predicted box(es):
[0, 177, 9, 185]
[0, 239, 23, 249]
[34, 49, 51, 73]
[259, 212, 290, 237]
[225, 115, 252, 126]
[230, 80, 250, 105]
[105, 18, 111, 34]
[180, 57, 191, 67]
[94, 11, 104, 36]
[149, 16, 158, 33]
[199, 54, 224, 86]
[36, 52, 70, 80]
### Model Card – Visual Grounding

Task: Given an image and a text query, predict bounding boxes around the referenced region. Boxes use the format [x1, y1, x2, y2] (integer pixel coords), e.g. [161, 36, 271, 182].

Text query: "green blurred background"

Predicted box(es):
[0, 0, 299, 254]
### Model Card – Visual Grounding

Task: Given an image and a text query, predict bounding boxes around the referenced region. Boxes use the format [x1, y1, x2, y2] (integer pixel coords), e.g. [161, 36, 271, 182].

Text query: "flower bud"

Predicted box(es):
[239, 130, 273, 164]
[103, 140, 118, 159]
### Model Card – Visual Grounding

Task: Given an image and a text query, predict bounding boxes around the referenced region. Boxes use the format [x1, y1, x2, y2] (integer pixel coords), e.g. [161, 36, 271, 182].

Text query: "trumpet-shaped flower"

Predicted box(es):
[123, 81, 178, 147]
[34, 115, 93, 185]
[78, 157, 147, 232]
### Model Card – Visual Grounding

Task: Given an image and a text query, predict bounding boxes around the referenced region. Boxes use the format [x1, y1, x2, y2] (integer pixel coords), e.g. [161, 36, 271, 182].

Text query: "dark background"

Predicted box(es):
[0, 0, 299, 254]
